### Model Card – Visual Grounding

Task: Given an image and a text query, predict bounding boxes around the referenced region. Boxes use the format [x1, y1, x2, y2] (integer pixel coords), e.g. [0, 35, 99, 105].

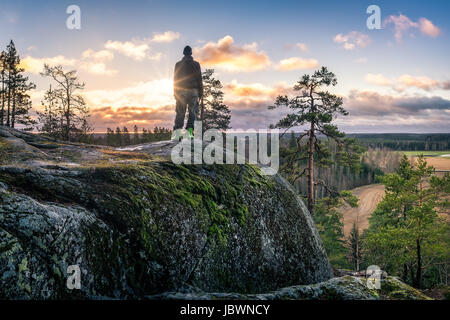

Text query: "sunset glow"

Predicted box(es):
[2, 0, 449, 132]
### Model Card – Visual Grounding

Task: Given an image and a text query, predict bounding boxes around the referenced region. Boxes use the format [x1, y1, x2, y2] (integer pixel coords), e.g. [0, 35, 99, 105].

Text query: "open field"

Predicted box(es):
[340, 153, 450, 236]
[400, 150, 450, 157]
[339, 184, 385, 236]
[417, 157, 450, 172]
[407, 154, 450, 176]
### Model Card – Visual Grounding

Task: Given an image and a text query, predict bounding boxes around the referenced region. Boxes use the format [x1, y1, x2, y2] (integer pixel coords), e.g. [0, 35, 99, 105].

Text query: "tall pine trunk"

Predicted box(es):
[307, 121, 315, 215]
[11, 88, 15, 128]
[6, 79, 10, 127]
[65, 89, 71, 141]
[415, 239, 422, 288]
[1, 71, 4, 126]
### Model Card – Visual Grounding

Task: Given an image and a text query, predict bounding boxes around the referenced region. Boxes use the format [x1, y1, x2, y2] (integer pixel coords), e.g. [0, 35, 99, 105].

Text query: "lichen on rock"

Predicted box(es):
[0, 126, 333, 299]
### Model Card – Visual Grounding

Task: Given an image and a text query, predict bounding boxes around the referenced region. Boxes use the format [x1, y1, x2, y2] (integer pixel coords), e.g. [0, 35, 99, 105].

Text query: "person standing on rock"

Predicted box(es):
[172, 45, 203, 140]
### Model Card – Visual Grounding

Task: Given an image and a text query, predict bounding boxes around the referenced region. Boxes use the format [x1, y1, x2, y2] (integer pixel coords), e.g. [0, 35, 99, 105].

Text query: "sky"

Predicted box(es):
[1, 0, 449, 133]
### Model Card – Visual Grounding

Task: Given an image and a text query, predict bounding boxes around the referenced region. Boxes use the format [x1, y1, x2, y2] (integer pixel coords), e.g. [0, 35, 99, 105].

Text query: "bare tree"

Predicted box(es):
[40, 64, 89, 141]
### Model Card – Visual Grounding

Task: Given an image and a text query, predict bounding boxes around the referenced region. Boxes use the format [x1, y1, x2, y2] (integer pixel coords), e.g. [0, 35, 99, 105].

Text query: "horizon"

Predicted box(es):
[1, 0, 449, 133]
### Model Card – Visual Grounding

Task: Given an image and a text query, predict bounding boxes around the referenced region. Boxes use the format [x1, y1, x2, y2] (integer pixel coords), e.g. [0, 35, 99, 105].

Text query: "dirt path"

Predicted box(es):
[339, 184, 385, 236]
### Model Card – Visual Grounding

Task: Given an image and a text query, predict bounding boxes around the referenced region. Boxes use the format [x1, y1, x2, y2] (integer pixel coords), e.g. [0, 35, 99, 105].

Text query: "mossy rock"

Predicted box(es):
[0, 126, 332, 299]
[379, 277, 432, 300]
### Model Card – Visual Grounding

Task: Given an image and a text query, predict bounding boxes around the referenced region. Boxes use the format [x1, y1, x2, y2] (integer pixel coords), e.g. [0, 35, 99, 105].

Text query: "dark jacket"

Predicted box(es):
[174, 55, 203, 96]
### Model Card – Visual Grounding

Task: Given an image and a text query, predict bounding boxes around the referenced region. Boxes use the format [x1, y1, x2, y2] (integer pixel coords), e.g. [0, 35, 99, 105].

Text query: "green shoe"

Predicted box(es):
[187, 128, 194, 139]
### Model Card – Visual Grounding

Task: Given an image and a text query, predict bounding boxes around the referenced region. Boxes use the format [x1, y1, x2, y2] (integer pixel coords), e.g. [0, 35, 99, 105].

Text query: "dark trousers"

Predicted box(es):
[174, 89, 199, 130]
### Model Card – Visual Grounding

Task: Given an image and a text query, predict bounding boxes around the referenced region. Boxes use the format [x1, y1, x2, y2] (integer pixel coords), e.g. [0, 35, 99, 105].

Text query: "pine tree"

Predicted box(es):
[0, 40, 35, 129]
[0, 50, 6, 126]
[347, 222, 363, 271]
[133, 125, 140, 144]
[269, 67, 364, 215]
[122, 126, 131, 145]
[365, 155, 450, 288]
[201, 69, 231, 131]
[114, 127, 122, 147]
[37, 85, 60, 137]
[106, 128, 115, 146]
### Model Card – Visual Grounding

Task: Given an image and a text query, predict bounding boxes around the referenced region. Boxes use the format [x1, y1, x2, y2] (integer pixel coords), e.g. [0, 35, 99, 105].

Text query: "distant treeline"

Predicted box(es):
[347, 133, 450, 151]
[92, 125, 172, 147]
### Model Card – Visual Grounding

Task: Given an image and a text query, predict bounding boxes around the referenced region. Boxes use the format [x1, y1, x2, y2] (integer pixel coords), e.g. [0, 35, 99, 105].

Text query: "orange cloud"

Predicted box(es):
[20, 55, 77, 73]
[398, 75, 439, 91]
[90, 105, 174, 131]
[276, 57, 319, 71]
[84, 78, 174, 108]
[365, 73, 392, 86]
[225, 80, 276, 97]
[151, 31, 180, 43]
[365, 73, 449, 91]
[194, 35, 271, 72]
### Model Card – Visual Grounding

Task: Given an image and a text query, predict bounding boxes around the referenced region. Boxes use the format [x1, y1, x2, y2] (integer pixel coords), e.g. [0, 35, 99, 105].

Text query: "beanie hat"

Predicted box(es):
[183, 45, 192, 56]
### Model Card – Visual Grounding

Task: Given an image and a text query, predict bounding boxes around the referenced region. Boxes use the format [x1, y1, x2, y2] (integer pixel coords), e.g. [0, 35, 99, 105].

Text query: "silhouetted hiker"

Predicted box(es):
[172, 45, 203, 140]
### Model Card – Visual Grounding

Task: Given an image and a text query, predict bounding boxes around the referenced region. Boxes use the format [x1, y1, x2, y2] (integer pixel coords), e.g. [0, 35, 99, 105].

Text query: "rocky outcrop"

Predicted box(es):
[146, 275, 431, 300]
[0, 126, 333, 299]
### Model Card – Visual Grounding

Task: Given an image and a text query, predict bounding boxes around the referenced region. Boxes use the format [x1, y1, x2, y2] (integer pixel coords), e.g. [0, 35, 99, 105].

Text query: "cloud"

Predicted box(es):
[80, 77, 450, 133]
[225, 80, 276, 98]
[21, 49, 117, 75]
[194, 35, 271, 72]
[383, 14, 417, 42]
[226, 89, 450, 132]
[398, 75, 440, 91]
[84, 78, 174, 109]
[84, 78, 175, 130]
[79, 49, 117, 75]
[384, 14, 441, 42]
[20, 55, 77, 73]
[365, 73, 449, 91]
[79, 61, 117, 76]
[104, 39, 161, 61]
[296, 43, 308, 52]
[81, 49, 114, 61]
[276, 57, 319, 71]
[151, 31, 180, 43]
[224, 80, 291, 101]
[345, 90, 450, 116]
[220, 80, 294, 129]
[333, 31, 370, 50]
[333, 90, 450, 132]
[418, 18, 441, 38]
[90, 105, 174, 130]
[365, 73, 392, 86]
